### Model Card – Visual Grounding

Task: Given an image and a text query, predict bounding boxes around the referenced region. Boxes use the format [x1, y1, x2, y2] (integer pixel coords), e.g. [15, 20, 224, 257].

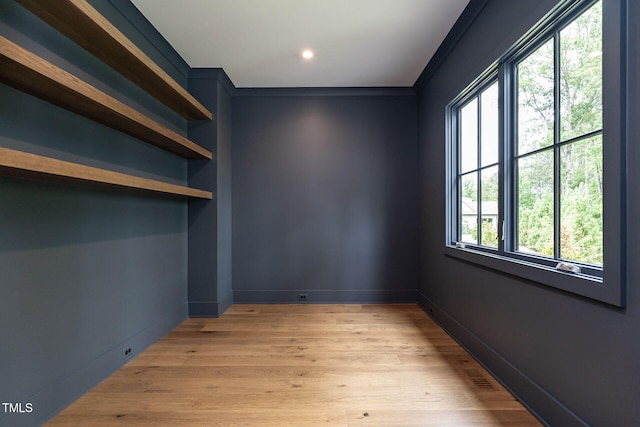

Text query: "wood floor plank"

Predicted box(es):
[46, 304, 541, 426]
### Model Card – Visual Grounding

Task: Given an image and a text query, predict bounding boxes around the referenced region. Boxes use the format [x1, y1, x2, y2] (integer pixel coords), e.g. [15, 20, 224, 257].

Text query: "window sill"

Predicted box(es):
[444, 245, 623, 307]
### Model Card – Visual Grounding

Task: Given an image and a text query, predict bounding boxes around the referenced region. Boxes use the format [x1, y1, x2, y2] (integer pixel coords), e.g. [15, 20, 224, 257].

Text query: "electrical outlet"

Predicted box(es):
[122, 346, 133, 360]
[298, 294, 308, 301]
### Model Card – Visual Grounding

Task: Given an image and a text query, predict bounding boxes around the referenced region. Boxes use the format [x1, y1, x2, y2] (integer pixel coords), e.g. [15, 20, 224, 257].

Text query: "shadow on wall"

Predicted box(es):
[0, 177, 186, 252]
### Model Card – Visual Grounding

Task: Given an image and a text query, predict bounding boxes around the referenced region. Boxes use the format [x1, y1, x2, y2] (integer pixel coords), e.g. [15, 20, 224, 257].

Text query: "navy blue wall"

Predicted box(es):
[188, 69, 234, 317]
[416, 0, 639, 425]
[232, 89, 418, 303]
[0, 0, 193, 425]
[215, 78, 234, 309]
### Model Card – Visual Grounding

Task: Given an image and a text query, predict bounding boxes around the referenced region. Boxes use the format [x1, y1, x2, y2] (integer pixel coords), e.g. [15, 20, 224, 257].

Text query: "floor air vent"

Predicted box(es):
[466, 369, 498, 391]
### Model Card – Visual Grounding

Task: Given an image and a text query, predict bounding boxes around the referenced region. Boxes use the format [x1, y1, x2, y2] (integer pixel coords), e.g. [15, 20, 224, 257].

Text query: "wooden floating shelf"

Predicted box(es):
[0, 35, 212, 160]
[0, 147, 212, 199]
[15, 0, 213, 121]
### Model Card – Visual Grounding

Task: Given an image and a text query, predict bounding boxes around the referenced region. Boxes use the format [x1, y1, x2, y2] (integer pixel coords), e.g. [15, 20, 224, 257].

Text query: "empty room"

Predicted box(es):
[0, 0, 637, 425]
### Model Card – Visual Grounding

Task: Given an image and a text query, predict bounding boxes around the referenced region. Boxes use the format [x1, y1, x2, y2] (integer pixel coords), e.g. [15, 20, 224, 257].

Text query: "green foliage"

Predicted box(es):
[461, 219, 498, 248]
[515, 1, 603, 265]
[481, 220, 498, 247]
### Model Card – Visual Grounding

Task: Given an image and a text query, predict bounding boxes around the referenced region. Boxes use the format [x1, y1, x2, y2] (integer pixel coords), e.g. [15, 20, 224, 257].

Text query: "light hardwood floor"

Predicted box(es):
[47, 304, 541, 426]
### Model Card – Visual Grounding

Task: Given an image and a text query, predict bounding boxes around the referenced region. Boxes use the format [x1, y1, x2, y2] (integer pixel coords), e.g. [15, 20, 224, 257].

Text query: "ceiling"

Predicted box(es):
[131, 0, 469, 88]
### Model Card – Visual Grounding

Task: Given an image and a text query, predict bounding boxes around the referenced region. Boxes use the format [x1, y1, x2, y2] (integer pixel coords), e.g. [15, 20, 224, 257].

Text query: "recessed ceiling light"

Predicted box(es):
[302, 50, 314, 59]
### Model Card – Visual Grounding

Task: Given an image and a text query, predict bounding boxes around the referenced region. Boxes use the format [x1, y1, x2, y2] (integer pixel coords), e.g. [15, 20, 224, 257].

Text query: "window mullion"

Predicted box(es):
[502, 61, 517, 255]
[477, 94, 483, 245]
[455, 113, 462, 243]
[553, 31, 562, 260]
[498, 63, 507, 254]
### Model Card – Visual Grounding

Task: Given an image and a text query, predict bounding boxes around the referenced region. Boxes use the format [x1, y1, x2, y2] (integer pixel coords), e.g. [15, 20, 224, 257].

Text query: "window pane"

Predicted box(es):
[460, 172, 478, 244]
[560, 1, 602, 142]
[460, 99, 478, 173]
[518, 38, 554, 155]
[517, 150, 554, 256]
[481, 82, 499, 167]
[560, 135, 603, 264]
[480, 166, 499, 247]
